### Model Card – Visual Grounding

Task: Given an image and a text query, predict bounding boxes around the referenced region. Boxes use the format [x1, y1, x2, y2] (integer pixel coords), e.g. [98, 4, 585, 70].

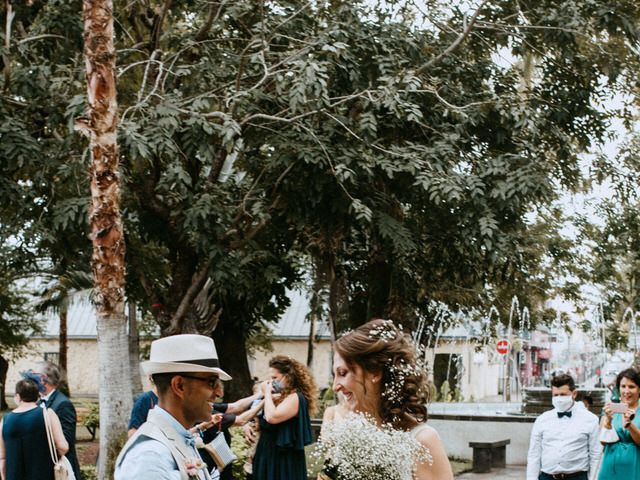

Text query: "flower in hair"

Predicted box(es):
[367, 320, 398, 342]
[382, 359, 424, 404]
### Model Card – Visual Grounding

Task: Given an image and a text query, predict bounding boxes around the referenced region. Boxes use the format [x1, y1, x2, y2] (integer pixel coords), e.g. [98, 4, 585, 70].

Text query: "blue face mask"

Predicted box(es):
[272, 379, 284, 394]
[20, 370, 47, 394]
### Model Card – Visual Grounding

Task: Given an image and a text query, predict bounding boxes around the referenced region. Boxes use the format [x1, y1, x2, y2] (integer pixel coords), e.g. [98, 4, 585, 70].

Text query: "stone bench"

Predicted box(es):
[468, 439, 510, 473]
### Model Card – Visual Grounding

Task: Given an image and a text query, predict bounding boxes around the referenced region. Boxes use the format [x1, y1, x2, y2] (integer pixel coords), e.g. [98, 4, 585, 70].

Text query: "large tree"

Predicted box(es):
[2, 0, 640, 401]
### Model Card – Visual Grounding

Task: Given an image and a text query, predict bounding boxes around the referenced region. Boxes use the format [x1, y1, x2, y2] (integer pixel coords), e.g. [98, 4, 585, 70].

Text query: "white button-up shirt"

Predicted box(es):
[526, 402, 600, 480]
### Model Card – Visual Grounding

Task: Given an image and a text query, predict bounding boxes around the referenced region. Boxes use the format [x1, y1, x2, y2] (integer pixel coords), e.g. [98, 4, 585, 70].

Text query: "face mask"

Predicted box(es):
[552, 395, 574, 412]
[272, 380, 284, 394]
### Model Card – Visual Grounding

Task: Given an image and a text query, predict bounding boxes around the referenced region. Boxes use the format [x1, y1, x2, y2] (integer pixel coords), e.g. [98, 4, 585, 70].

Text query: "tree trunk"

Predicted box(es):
[128, 301, 143, 395]
[306, 307, 316, 367]
[77, 1, 132, 477]
[59, 308, 68, 374]
[213, 314, 252, 401]
[366, 237, 392, 320]
[58, 307, 71, 398]
[0, 355, 8, 410]
[327, 257, 338, 344]
[307, 265, 323, 367]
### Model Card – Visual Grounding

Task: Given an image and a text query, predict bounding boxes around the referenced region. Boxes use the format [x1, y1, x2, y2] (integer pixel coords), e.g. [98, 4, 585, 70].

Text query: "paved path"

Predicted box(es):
[456, 465, 525, 479]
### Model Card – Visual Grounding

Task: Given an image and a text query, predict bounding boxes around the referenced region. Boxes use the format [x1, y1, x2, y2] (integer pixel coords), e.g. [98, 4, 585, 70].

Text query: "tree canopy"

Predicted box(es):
[1, 0, 640, 395]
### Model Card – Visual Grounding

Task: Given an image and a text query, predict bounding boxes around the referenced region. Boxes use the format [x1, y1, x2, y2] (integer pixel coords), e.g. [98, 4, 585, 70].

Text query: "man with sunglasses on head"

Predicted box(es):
[115, 334, 232, 480]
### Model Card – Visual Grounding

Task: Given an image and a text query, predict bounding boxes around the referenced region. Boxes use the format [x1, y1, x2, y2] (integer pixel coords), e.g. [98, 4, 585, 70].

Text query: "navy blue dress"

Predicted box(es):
[252, 392, 313, 480]
[2, 407, 56, 480]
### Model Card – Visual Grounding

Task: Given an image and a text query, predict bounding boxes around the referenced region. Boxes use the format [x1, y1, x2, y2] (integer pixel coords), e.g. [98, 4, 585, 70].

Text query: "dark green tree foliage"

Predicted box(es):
[2, 1, 640, 396]
[0, 240, 43, 409]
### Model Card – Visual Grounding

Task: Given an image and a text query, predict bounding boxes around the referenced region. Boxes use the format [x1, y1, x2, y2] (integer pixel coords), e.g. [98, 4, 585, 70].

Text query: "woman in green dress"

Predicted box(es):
[252, 355, 317, 480]
[598, 368, 640, 479]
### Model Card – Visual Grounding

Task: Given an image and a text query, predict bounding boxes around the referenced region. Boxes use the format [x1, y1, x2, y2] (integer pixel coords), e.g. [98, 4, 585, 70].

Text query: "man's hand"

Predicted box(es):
[193, 413, 223, 433]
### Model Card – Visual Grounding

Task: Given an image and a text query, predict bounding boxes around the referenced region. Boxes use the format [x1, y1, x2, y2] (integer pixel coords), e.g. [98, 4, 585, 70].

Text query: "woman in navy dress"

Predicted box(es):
[0, 378, 68, 480]
[252, 355, 317, 480]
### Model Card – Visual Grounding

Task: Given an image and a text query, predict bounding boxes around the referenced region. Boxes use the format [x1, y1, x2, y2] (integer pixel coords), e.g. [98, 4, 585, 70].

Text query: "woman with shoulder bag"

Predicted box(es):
[0, 378, 68, 480]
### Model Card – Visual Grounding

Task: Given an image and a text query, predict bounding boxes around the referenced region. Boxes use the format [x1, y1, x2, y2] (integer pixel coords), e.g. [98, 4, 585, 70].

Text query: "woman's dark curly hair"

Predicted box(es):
[334, 319, 429, 431]
[269, 355, 318, 416]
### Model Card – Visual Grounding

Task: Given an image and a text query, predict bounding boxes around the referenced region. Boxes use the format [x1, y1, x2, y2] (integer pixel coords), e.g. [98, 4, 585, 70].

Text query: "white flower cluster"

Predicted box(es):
[382, 359, 423, 405]
[313, 412, 433, 480]
[367, 319, 399, 342]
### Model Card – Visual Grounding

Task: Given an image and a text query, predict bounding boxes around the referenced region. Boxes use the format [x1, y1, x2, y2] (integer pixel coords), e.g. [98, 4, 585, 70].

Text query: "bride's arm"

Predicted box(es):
[414, 426, 453, 480]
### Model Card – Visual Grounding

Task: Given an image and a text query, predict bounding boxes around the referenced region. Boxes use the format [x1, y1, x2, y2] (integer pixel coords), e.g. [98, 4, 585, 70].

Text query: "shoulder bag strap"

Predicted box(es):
[42, 405, 60, 465]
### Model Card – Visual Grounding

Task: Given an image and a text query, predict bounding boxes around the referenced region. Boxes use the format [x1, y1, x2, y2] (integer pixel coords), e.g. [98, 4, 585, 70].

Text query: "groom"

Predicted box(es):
[115, 334, 232, 480]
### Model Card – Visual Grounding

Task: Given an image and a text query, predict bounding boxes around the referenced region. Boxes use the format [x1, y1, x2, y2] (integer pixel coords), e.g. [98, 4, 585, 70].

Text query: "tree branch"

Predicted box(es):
[195, 1, 228, 42]
[3, 0, 15, 92]
[167, 264, 209, 334]
[17, 34, 66, 45]
[416, 0, 489, 75]
[151, 0, 172, 52]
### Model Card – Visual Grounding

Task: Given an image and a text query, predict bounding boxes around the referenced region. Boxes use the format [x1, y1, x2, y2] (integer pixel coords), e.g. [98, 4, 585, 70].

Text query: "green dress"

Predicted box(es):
[252, 392, 313, 480]
[598, 412, 640, 479]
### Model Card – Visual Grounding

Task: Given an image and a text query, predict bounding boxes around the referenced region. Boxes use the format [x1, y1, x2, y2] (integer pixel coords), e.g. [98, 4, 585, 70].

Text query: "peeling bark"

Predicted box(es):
[77, 1, 132, 477]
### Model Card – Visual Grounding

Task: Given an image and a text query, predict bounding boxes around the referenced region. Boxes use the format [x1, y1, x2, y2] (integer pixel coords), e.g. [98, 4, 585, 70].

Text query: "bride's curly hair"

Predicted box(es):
[269, 355, 318, 416]
[334, 319, 429, 431]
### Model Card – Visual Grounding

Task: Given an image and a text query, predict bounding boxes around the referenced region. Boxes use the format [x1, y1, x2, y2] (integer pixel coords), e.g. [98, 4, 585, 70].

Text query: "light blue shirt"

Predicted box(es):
[115, 406, 205, 480]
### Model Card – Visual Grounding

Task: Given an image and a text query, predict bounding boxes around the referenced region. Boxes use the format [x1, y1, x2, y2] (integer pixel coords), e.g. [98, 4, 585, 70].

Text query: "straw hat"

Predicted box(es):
[141, 334, 231, 381]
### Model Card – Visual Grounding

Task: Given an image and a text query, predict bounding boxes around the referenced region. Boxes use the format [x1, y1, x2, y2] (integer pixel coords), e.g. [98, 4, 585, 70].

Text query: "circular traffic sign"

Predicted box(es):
[496, 339, 509, 355]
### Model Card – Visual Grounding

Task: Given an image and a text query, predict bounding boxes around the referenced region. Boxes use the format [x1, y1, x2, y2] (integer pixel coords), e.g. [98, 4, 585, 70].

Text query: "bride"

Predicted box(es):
[327, 319, 453, 480]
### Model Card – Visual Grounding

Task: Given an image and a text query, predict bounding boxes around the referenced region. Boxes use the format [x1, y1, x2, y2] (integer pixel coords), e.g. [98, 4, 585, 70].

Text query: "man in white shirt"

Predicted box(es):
[526, 373, 600, 480]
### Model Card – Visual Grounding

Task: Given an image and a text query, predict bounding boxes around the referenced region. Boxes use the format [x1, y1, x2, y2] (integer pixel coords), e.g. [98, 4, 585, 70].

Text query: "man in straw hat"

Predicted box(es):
[115, 334, 231, 480]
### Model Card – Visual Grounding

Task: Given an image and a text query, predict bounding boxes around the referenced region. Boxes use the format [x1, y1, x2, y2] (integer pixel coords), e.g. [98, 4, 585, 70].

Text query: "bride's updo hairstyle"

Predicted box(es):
[334, 319, 429, 431]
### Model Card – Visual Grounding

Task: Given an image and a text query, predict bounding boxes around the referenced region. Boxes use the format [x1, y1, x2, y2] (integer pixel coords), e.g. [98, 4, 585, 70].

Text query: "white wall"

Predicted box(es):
[6, 339, 99, 396]
[249, 339, 333, 389]
[429, 342, 501, 400]
[429, 417, 533, 465]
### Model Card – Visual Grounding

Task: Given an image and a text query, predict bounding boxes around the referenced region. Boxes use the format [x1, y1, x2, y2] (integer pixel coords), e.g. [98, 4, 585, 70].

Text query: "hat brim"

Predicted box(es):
[141, 361, 232, 381]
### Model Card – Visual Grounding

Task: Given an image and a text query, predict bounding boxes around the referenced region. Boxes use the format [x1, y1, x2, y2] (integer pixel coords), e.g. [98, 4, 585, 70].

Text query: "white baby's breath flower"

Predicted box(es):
[312, 412, 433, 480]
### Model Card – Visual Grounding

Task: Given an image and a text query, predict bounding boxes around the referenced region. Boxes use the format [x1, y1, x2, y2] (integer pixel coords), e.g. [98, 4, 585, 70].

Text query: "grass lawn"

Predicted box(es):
[451, 458, 473, 475]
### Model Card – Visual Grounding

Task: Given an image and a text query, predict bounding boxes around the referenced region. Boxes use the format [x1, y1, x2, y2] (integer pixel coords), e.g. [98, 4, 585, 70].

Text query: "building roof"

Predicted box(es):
[37, 289, 331, 340]
[269, 289, 331, 339]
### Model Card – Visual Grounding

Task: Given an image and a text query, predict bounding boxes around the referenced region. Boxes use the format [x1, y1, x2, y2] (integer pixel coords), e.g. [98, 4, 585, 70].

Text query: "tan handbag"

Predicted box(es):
[202, 423, 237, 472]
[42, 405, 77, 480]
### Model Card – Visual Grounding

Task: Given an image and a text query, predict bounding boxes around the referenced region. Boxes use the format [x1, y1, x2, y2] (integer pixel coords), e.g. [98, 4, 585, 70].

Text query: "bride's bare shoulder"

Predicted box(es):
[412, 424, 441, 444]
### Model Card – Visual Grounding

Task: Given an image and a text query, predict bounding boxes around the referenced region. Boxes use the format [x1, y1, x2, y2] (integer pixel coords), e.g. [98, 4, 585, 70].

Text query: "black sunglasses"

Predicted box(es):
[179, 374, 220, 389]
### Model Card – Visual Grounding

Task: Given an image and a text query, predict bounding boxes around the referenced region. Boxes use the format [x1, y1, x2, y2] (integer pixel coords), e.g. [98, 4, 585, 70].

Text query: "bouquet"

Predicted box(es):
[312, 412, 433, 480]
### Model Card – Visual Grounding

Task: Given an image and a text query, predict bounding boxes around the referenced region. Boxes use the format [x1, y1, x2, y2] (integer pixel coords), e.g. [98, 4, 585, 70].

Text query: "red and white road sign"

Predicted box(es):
[496, 339, 509, 355]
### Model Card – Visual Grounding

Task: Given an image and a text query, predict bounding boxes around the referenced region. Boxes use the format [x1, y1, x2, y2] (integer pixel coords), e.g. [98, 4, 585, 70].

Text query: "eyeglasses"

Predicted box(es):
[179, 374, 220, 389]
